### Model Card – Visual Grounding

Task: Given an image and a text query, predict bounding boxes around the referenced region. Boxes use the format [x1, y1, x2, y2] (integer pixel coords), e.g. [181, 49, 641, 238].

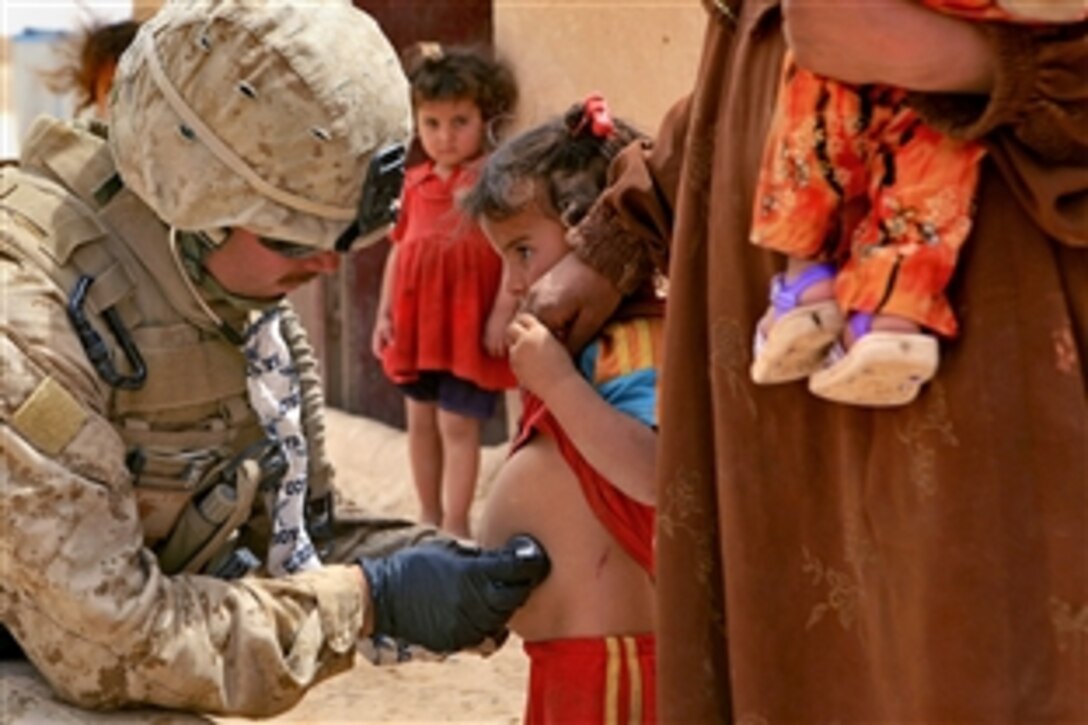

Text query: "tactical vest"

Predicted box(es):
[0, 118, 333, 575]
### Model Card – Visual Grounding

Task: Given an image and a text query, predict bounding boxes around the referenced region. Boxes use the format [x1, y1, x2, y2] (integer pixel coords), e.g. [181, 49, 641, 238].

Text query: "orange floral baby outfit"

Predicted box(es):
[751, 0, 1085, 337]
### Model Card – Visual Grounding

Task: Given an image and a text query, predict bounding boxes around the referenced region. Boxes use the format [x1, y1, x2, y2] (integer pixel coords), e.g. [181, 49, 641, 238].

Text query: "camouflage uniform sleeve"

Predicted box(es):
[0, 252, 365, 716]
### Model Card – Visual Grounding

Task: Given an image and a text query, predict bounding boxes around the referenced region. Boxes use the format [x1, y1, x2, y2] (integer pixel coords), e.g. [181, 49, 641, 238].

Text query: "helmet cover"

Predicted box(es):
[110, 0, 412, 250]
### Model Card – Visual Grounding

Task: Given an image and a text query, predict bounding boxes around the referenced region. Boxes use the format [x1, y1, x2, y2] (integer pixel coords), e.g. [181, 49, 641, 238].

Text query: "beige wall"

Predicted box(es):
[132, 1, 164, 21]
[495, 1, 705, 135]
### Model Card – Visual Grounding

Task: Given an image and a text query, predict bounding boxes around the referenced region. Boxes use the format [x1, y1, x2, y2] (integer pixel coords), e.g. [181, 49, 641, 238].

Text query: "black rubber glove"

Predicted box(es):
[359, 534, 550, 653]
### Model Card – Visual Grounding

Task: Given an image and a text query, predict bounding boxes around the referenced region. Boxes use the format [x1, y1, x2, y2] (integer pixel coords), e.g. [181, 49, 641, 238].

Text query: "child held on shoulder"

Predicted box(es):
[749, 0, 1086, 406]
[463, 94, 662, 725]
[372, 44, 519, 539]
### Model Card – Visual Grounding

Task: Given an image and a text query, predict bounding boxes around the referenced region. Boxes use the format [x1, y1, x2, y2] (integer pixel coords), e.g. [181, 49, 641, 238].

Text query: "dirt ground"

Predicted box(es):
[0, 408, 528, 724]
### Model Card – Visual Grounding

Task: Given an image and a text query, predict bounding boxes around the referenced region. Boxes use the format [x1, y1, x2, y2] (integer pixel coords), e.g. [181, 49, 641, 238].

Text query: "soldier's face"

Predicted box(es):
[204, 228, 340, 299]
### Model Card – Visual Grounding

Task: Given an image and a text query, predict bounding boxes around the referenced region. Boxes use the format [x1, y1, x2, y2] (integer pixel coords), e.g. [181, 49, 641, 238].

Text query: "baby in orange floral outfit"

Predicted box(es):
[749, 0, 1085, 406]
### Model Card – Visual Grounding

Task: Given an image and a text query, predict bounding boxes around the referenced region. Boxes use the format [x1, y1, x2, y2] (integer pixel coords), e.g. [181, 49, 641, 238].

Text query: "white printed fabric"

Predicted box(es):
[243, 307, 321, 575]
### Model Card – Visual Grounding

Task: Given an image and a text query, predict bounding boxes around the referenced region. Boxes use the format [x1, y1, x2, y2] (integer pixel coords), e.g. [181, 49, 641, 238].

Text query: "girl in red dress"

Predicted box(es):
[372, 45, 519, 538]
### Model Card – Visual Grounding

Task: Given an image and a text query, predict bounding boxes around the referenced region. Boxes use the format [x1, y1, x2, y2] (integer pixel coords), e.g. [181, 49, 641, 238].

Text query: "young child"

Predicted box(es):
[464, 95, 662, 724]
[372, 44, 519, 539]
[43, 19, 141, 122]
[749, 0, 1086, 406]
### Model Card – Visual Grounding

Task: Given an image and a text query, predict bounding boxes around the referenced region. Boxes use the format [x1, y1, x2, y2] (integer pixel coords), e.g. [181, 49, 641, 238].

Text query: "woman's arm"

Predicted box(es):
[784, 0, 1088, 158]
[782, 0, 996, 93]
[785, 0, 1088, 246]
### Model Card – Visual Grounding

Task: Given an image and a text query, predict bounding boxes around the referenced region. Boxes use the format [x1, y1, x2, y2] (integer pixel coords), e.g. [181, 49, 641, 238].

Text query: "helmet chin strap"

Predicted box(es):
[200, 227, 231, 247]
[168, 226, 247, 345]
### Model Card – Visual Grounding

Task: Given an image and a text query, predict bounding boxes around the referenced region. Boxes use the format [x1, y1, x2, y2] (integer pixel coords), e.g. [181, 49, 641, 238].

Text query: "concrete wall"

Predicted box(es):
[132, 1, 163, 21]
[494, 1, 705, 134]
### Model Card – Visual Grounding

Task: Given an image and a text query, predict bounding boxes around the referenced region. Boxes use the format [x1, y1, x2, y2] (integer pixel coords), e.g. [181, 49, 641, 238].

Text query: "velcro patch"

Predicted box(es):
[11, 378, 89, 456]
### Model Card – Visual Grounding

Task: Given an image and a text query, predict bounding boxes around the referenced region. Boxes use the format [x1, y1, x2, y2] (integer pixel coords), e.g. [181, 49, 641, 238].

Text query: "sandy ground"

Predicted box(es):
[0, 408, 528, 724]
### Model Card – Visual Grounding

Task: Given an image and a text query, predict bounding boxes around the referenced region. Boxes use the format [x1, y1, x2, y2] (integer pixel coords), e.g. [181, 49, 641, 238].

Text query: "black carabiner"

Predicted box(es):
[67, 275, 147, 390]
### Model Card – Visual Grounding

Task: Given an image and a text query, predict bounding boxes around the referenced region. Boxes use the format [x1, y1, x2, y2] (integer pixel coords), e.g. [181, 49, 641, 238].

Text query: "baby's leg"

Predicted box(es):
[750, 58, 898, 384]
[750, 55, 871, 260]
[835, 109, 985, 339]
[811, 110, 985, 406]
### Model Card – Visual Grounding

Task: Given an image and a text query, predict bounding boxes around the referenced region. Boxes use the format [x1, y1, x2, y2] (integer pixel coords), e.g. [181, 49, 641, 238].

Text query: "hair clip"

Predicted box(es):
[572, 91, 615, 139]
[418, 42, 443, 61]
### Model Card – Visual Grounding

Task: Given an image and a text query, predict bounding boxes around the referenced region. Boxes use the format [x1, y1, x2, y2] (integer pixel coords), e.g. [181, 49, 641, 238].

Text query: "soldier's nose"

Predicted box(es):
[308, 251, 341, 274]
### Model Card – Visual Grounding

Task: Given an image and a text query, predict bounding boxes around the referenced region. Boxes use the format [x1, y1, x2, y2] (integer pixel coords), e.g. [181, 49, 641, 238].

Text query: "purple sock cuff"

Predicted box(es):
[770, 262, 837, 317]
[847, 312, 874, 340]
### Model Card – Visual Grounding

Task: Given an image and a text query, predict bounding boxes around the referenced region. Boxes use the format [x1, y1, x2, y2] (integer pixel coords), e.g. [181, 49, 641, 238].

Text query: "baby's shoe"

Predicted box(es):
[751, 262, 844, 384]
[808, 313, 939, 407]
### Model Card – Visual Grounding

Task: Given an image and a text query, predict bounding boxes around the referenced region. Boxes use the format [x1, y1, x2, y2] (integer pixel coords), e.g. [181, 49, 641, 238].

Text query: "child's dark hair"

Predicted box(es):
[402, 43, 518, 141]
[462, 95, 644, 228]
[43, 20, 141, 112]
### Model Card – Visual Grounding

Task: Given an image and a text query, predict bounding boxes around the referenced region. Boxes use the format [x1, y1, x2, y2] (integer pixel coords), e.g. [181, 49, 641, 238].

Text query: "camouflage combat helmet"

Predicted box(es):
[110, 0, 412, 252]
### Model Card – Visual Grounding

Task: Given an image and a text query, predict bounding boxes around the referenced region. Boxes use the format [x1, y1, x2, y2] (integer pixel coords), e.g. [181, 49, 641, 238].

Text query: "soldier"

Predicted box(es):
[0, 0, 548, 717]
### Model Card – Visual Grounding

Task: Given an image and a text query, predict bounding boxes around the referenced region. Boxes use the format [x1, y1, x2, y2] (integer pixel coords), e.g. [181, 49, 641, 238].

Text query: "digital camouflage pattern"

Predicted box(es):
[0, 0, 439, 716]
[0, 114, 442, 721]
[110, 0, 413, 251]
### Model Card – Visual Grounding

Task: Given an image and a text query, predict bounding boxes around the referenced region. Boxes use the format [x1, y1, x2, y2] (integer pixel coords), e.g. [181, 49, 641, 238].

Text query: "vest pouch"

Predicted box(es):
[133, 447, 222, 543]
[154, 438, 284, 576]
[157, 482, 238, 574]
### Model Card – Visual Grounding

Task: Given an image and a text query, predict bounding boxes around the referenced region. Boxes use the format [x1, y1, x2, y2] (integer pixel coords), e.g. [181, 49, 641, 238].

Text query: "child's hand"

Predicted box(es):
[505, 313, 578, 401]
[371, 315, 394, 359]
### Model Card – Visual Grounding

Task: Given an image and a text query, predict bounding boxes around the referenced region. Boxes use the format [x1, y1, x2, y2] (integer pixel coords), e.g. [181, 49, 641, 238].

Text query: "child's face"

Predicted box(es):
[480, 201, 569, 301]
[416, 97, 486, 172]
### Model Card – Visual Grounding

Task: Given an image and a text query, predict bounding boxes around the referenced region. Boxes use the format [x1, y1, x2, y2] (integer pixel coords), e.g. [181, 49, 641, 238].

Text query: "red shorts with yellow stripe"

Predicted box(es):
[524, 634, 655, 724]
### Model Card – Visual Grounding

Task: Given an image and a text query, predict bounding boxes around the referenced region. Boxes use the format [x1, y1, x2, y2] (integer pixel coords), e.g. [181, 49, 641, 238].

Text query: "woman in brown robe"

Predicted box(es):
[526, 0, 1087, 720]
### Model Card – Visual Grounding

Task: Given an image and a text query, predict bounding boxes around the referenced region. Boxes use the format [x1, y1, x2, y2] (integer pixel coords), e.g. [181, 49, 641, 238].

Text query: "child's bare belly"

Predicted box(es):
[477, 434, 654, 642]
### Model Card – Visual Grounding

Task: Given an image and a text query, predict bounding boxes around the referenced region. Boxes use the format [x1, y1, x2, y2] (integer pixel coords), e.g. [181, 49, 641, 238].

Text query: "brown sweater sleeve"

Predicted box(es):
[909, 22, 1088, 247]
[568, 94, 694, 295]
[909, 22, 1088, 162]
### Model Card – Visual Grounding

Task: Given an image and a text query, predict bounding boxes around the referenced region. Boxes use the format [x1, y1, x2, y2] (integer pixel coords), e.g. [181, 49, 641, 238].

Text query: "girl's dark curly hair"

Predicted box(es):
[462, 98, 644, 228]
[402, 43, 518, 145]
[42, 20, 141, 112]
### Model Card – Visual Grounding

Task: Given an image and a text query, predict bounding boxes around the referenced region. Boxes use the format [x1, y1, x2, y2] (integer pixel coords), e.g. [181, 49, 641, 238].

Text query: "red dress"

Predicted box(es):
[381, 161, 516, 391]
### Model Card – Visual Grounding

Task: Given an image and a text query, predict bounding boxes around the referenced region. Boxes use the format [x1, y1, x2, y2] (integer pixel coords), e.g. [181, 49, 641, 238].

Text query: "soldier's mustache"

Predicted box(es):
[281, 271, 320, 287]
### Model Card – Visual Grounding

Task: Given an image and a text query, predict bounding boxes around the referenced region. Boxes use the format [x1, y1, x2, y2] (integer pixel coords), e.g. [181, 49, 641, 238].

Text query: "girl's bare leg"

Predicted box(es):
[437, 408, 482, 540]
[406, 398, 442, 526]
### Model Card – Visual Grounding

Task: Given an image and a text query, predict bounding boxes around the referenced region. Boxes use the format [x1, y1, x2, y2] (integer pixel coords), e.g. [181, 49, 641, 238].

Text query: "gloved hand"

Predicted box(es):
[358, 534, 550, 653]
